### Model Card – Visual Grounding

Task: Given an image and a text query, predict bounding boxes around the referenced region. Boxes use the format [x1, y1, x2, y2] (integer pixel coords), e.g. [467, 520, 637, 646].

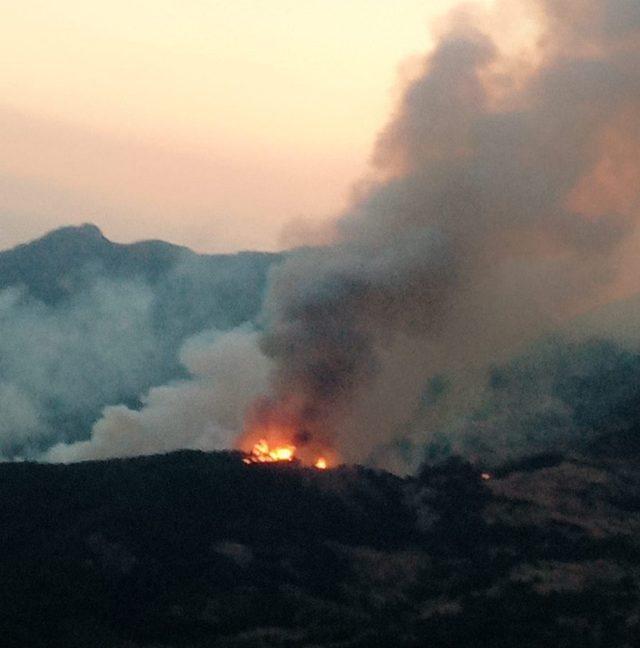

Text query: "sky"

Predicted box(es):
[0, 0, 483, 253]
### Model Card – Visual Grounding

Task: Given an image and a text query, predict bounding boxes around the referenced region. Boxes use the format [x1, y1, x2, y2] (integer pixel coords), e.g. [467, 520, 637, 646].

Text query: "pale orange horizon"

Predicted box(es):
[0, 0, 495, 253]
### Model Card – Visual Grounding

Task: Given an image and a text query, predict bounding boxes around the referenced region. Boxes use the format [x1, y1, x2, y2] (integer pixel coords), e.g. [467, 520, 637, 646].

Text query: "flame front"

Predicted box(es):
[243, 439, 295, 464]
[242, 438, 329, 469]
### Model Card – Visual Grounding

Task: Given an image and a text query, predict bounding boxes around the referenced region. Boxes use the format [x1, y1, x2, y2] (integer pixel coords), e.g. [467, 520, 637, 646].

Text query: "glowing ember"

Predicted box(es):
[314, 457, 327, 470]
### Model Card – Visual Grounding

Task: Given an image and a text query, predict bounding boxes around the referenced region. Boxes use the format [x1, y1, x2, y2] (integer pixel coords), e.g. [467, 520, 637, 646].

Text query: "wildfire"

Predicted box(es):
[243, 439, 295, 464]
[243, 439, 328, 469]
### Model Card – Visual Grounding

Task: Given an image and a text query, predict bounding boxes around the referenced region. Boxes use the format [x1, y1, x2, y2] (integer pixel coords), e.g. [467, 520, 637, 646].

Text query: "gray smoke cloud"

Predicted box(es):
[0, 280, 163, 458]
[241, 0, 640, 467]
[412, 334, 640, 468]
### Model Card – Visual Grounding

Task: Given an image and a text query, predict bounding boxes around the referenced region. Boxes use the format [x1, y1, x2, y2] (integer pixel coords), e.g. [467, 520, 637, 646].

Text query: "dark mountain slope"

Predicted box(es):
[1, 450, 639, 647]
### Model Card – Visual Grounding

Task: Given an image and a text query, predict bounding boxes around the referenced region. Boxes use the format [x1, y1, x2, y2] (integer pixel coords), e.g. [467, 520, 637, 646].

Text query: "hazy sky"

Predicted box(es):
[0, 0, 478, 252]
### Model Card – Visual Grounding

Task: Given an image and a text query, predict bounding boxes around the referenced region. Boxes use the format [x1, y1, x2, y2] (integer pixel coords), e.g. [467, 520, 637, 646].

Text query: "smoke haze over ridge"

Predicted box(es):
[0, 225, 277, 460]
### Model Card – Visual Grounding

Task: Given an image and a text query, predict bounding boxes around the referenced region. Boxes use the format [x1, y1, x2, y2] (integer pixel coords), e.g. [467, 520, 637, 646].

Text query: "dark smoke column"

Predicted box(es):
[243, 0, 640, 463]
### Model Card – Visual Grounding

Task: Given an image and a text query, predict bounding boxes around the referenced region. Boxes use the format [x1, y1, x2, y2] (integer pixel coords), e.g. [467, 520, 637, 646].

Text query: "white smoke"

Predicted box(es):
[46, 327, 270, 462]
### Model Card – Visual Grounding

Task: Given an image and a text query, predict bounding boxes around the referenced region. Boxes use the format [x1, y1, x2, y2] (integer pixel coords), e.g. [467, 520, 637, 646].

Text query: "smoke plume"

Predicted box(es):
[241, 0, 640, 466]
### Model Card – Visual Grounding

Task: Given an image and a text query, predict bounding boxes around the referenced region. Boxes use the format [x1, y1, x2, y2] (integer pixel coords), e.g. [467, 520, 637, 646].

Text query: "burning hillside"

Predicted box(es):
[243, 439, 295, 464]
[242, 438, 328, 469]
[238, 395, 336, 469]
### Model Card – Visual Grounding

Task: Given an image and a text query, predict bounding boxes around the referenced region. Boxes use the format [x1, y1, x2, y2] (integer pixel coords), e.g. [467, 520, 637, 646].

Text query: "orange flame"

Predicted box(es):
[242, 439, 329, 469]
[242, 439, 295, 464]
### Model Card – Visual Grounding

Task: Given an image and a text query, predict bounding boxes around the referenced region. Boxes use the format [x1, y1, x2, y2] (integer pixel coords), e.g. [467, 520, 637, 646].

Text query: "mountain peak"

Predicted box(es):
[40, 222, 106, 242]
